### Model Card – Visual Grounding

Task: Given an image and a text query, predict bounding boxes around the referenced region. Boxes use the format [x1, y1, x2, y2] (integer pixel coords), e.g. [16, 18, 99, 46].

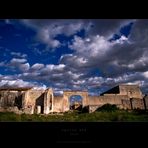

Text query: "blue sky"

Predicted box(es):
[0, 19, 148, 95]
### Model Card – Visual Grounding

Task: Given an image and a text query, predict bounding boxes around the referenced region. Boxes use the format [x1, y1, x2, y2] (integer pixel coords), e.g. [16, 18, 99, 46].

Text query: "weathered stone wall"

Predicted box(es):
[63, 91, 89, 112]
[22, 89, 45, 114]
[121, 99, 131, 109]
[100, 85, 143, 98]
[0, 91, 17, 107]
[0, 90, 24, 108]
[52, 96, 63, 112]
[119, 85, 142, 98]
[89, 95, 129, 106]
[130, 98, 144, 109]
[0, 85, 145, 114]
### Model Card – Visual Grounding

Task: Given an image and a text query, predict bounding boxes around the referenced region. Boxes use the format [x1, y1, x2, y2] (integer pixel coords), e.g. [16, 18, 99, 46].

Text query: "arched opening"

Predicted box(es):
[63, 91, 88, 112]
[14, 94, 23, 109]
[35, 93, 44, 114]
[69, 95, 83, 111]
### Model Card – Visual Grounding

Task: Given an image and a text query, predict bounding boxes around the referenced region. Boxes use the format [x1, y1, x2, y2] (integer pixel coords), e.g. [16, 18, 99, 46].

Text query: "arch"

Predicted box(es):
[43, 88, 54, 114]
[63, 91, 89, 112]
[69, 95, 83, 110]
[35, 93, 44, 114]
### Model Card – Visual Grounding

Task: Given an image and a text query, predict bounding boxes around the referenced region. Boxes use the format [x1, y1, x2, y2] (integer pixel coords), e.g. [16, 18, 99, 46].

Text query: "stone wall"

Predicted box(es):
[22, 89, 45, 114]
[119, 85, 142, 98]
[53, 96, 63, 112]
[0, 85, 146, 114]
[63, 91, 89, 112]
[89, 95, 129, 106]
[130, 98, 145, 109]
[121, 99, 131, 109]
[0, 90, 24, 109]
[100, 85, 143, 99]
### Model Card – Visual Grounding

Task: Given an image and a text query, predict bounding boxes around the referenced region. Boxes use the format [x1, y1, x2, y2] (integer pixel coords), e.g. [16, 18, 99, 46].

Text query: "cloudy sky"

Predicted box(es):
[0, 19, 148, 95]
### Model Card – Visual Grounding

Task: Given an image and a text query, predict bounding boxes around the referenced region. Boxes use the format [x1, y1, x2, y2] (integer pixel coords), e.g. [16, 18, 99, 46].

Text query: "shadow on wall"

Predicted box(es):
[35, 93, 44, 114]
[14, 94, 23, 109]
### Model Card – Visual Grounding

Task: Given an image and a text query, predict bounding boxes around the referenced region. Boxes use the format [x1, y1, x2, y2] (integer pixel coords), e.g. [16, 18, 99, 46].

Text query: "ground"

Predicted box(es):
[1, 110, 148, 122]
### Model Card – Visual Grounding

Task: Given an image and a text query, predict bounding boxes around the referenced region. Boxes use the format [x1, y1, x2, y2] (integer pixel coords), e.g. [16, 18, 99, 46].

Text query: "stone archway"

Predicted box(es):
[63, 91, 89, 112]
[69, 95, 82, 110]
[43, 88, 54, 114]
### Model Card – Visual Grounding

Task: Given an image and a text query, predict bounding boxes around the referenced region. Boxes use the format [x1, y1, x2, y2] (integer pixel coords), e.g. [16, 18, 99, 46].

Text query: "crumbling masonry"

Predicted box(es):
[0, 84, 148, 114]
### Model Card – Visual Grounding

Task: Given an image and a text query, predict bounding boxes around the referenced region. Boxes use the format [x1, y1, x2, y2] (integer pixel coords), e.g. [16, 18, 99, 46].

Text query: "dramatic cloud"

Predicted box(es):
[0, 19, 148, 95]
[19, 19, 135, 51]
[58, 20, 148, 94]
[20, 19, 91, 49]
[82, 19, 135, 38]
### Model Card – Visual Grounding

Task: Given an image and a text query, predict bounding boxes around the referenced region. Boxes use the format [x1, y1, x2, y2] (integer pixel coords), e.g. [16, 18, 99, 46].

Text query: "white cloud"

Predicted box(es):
[0, 79, 32, 88]
[31, 63, 45, 70]
[67, 71, 82, 79]
[20, 19, 90, 49]
[37, 28, 60, 48]
[54, 64, 65, 71]
[143, 71, 148, 78]
[32, 85, 47, 90]
[45, 64, 65, 71]
[126, 81, 144, 87]
[0, 75, 17, 81]
[8, 58, 30, 72]
[10, 52, 27, 58]
[114, 35, 128, 44]
[19, 63, 30, 72]
[22, 20, 148, 94]
[10, 58, 27, 64]
[0, 75, 47, 90]
[2, 19, 148, 95]
[53, 87, 63, 95]
[69, 35, 113, 58]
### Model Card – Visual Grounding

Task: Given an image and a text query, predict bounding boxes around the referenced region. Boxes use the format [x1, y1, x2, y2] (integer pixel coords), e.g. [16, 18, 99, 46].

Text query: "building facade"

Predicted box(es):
[0, 84, 147, 114]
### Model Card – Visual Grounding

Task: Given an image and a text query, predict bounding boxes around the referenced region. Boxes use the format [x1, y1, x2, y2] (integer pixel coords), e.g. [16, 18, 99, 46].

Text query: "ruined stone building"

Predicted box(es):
[0, 84, 148, 114]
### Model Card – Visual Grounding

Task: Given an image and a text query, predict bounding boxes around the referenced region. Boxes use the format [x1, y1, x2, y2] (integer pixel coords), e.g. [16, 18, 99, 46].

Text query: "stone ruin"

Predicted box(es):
[0, 84, 148, 114]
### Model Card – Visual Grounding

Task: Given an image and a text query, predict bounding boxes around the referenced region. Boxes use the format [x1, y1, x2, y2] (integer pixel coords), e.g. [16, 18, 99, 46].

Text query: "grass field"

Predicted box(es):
[1, 110, 148, 122]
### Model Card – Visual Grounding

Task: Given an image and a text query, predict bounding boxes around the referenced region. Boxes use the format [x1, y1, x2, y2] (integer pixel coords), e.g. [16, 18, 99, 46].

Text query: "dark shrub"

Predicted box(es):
[132, 108, 146, 114]
[81, 106, 89, 113]
[96, 104, 119, 112]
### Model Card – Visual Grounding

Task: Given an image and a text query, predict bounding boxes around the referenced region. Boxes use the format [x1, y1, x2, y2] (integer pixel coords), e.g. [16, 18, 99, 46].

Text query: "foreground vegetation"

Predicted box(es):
[1, 109, 148, 122]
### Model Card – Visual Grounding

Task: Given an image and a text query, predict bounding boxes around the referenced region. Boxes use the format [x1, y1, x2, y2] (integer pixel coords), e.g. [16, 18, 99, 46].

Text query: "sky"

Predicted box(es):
[0, 19, 148, 96]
